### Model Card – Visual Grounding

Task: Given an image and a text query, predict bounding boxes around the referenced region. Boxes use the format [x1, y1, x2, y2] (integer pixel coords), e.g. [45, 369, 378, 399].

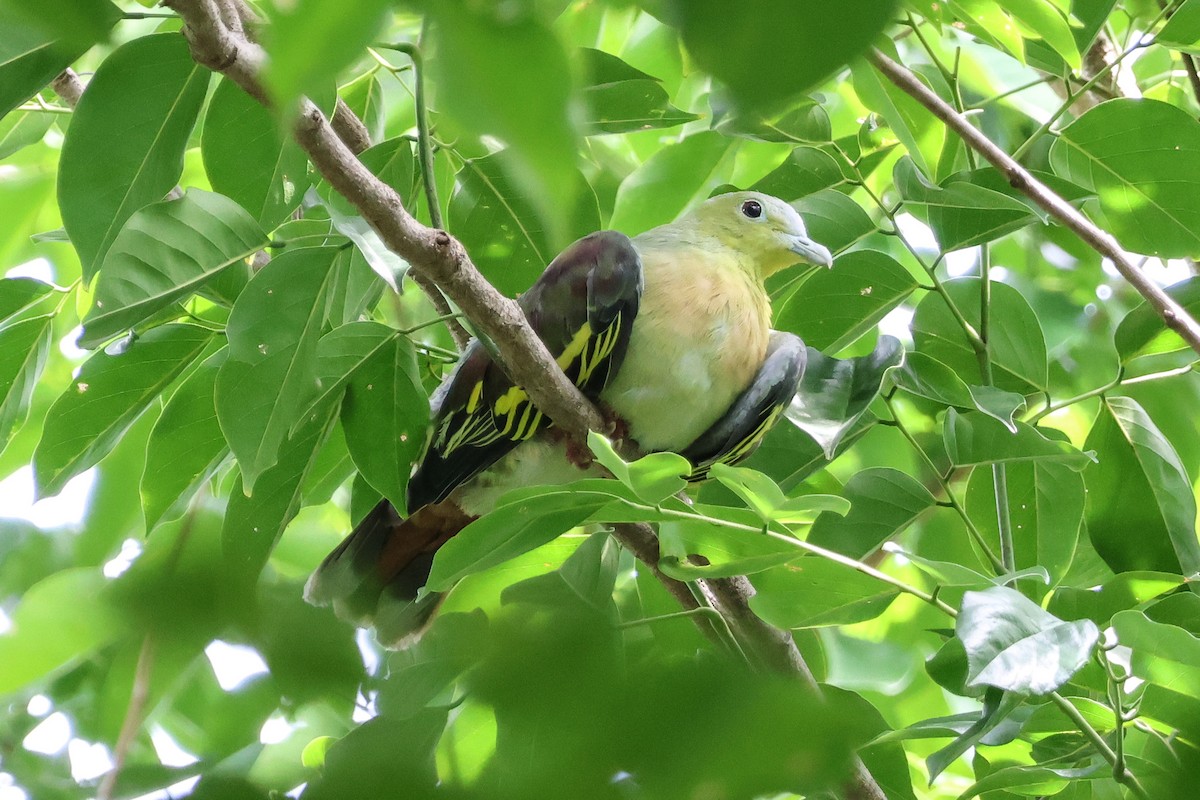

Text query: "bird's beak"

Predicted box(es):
[788, 234, 834, 268]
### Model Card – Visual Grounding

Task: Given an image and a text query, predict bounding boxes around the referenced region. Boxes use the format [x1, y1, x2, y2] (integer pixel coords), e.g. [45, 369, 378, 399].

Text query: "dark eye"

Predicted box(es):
[741, 199, 763, 219]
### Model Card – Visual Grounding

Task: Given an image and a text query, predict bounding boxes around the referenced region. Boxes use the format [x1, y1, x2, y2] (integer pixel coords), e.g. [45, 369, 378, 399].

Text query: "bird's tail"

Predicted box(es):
[304, 499, 473, 647]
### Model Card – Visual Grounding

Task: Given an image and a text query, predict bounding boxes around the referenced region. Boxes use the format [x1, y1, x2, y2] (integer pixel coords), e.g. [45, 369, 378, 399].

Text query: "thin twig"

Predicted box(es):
[96, 634, 155, 800]
[870, 48, 1200, 358]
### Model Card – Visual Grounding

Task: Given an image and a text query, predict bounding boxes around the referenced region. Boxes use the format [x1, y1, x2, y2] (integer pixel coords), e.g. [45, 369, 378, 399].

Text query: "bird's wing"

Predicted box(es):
[406, 230, 643, 509]
[681, 331, 806, 480]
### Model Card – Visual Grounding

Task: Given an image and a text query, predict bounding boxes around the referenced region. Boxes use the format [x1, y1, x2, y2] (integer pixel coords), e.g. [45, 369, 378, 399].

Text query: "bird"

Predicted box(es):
[304, 191, 834, 646]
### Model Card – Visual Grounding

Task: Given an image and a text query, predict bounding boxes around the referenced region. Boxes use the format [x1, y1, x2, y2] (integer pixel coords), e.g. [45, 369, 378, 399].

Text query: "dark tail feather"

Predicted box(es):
[304, 499, 473, 647]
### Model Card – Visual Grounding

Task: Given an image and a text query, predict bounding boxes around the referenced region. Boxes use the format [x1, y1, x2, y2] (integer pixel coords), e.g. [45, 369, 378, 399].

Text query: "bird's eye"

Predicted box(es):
[741, 199, 763, 219]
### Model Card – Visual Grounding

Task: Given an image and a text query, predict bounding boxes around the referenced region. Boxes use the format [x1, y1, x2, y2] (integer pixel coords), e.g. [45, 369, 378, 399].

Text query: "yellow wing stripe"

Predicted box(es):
[436, 316, 626, 458]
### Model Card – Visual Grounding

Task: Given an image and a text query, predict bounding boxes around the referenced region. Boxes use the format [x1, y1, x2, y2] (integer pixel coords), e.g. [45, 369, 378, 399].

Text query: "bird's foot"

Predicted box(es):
[598, 401, 631, 444]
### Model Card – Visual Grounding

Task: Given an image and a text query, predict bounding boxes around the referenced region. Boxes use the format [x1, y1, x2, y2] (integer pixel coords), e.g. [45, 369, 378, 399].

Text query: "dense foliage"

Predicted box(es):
[2, 0, 1200, 798]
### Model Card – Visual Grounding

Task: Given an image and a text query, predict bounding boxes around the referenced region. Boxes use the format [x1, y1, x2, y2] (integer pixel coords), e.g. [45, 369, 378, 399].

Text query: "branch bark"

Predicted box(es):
[162, 5, 887, 798]
[870, 48, 1200, 358]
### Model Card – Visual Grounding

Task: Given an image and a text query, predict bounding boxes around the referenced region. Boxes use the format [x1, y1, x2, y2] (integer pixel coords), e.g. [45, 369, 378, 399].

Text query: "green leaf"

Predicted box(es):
[775, 250, 918, 351]
[790, 189, 874, 255]
[341, 334, 427, 513]
[912, 277, 1048, 392]
[944, 409, 1095, 470]
[503, 531, 619, 615]
[957, 586, 1100, 694]
[0, 4, 115, 117]
[808, 468, 936, 558]
[750, 146, 845, 200]
[33, 323, 214, 499]
[0, 314, 53, 453]
[708, 462, 850, 524]
[377, 611, 490, 719]
[1083, 396, 1200, 575]
[58, 33, 209, 280]
[966, 458, 1084, 586]
[0, 277, 52, 325]
[671, 0, 899, 112]
[610, 130, 734, 236]
[749, 559, 898, 628]
[587, 431, 691, 505]
[1050, 98, 1200, 259]
[141, 348, 230, 531]
[262, 0, 392, 110]
[320, 136, 423, 292]
[580, 49, 695, 135]
[959, 762, 1105, 800]
[426, 490, 613, 591]
[80, 190, 267, 348]
[202, 77, 311, 230]
[786, 335, 903, 458]
[0, 109, 52, 160]
[1113, 611, 1200, 697]
[429, 2, 579, 246]
[851, 58, 940, 177]
[1001, 0, 1081, 70]
[657, 514, 806, 579]
[1114, 276, 1200, 361]
[215, 247, 338, 493]
[894, 157, 1042, 251]
[894, 352, 1026, 431]
[222, 409, 337, 581]
[1159, 0, 1200, 54]
[924, 690, 1024, 781]
[4, 0, 119, 51]
[715, 99, 833, 144]
[1049, 571, 1185, 625]
[297, 321, 398, 433]
[0, 568, 124, 695]
[449, 151, 600, 296]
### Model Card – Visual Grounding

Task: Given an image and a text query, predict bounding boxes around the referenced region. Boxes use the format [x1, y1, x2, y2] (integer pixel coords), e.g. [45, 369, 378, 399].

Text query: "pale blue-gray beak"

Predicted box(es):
[789, 234, 834, 268]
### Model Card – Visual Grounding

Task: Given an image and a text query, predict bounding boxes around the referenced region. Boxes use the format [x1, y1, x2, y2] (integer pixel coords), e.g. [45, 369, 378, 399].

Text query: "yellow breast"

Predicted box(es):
[601, 247, 771, 452]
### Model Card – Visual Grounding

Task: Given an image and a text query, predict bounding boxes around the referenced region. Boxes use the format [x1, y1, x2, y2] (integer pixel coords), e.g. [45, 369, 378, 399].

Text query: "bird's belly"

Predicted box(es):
[602, 313, 762, 453]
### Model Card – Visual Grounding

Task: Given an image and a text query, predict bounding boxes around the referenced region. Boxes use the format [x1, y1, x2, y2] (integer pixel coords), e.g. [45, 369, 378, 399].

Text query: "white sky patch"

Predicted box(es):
[353, 689, 378, 724]
[1040, 241, 1076, 271]
[205, 640, 270, 691]
[1144, 258, 1192, 287]
[1096, 284, 1114, 301]
[150, 725, 200, 767]
[128, 776, 201, 800]
[0, 465, 95, 529]
[22, 712, 70, 755]
[259, 712, 294, 745]
[894, 213, 939, 255]
[26, 695, 51, 717]
[990, 266, 1010, 283]
[944, 246, 979, 277]
[4, 257, 54, 283]
[68, 738, 113, 783]
[103, 538, 143, 578]
[877, 305, 914, 343]
[0, 607, 11, 635]
[356, 628, 380, 675]
[59, 325, 88, 361]
[0, 773, 29, 800]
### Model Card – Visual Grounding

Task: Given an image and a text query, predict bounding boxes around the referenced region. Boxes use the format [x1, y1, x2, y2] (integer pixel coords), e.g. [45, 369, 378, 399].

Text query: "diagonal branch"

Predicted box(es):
[869, 48, 1200, 357]
[162, 5, 886, 798]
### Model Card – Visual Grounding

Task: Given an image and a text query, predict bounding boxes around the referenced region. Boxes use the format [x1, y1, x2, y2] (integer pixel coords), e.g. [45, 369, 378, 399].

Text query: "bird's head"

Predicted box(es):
[690, 191, 834, 279]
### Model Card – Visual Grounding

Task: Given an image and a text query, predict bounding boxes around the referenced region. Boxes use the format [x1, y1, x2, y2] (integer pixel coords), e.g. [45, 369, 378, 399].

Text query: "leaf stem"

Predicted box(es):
[883, 395, 1006, 573]
[1010, 5, 1176, 161]
[1048, 693, 1151, 800]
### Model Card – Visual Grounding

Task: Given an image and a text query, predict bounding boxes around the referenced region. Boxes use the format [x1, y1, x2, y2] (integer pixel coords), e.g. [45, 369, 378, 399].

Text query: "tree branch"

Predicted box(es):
[162, 6, 887, 797]
[870, 48, 1200, 358]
